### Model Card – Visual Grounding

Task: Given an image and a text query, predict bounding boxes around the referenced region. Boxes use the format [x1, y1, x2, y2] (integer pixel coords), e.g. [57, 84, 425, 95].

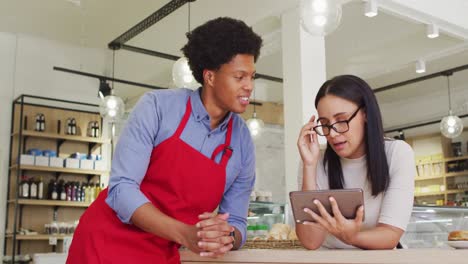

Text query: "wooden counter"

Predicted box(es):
[180, 248, 467, 264]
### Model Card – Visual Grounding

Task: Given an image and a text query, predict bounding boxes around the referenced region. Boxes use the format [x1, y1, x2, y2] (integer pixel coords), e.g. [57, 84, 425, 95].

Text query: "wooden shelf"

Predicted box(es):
[12, 130, 109, 144]
[415, 175, 444, 181]
[10, 164, 108, 175]
[415, 160, 444, 166]
[445, 171, 468, 178]
[415, 190, 467, 197]
[8, 199, 90, 207]
[446, 189, 467, 195]
[445, 155, 468, 162]
[5, 234, 72, 240]
[414, 191, 445, 197]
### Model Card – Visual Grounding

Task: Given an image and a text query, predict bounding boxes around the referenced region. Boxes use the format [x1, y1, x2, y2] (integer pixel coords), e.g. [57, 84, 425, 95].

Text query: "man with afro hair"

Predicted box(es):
[67, 17, 262, 263]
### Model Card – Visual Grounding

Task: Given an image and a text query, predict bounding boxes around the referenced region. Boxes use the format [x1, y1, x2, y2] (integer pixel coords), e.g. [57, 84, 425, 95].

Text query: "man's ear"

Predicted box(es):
[203, 69, 215, 87]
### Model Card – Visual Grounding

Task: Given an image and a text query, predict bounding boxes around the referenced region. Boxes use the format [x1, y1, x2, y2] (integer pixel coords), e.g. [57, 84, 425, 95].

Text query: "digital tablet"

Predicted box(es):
[289, 188, 364, 223]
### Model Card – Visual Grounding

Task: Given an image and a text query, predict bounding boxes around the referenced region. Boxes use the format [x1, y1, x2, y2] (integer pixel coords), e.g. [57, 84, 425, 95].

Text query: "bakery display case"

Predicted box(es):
[247, 201, 286, 236]
[401, 205, 468, 248]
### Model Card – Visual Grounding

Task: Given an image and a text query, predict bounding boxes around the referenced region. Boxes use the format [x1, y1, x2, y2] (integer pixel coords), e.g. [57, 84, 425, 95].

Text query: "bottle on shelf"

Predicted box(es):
[89, 183, 96, 203]
[71, 118, 77, 135]
[80, 182, 85, 202]
[94, 122, 100, 138]
[48, 179, 55, 200]
[29, 177, 38, 199]
[83, 184, 89, 203]
[72, 182, 80, 202]
[37, 176, 44, 200]
[66, 118, 77, 135]
[66, 183, 72, 201]
[40, 114, 46, 131]
[35, 114, 41, 131]
[95, 182, 102, 200]
[59, 180, 67, 201]
[19, 176, 29, 199]
[35, 113, 45, 132]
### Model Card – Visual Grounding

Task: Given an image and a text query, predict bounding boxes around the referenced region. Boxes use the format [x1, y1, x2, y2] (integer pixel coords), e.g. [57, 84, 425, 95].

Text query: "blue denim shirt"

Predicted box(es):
[106, 88, 256, 245]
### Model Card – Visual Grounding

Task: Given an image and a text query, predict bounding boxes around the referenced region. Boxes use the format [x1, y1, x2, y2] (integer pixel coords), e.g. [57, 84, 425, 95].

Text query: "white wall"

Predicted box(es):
[253, 125, 285, 203]
[0, 32, 16, 258]
[412, 136, 444, 157]
[0, 32, 109, 257]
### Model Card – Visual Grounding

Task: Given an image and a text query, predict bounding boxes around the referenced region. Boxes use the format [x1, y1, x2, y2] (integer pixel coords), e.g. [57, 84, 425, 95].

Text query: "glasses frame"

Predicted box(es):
[313, 106, 362, 136]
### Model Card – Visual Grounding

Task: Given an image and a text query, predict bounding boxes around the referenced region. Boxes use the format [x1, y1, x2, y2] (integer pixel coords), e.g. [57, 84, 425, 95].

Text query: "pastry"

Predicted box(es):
[448, 230, 468, 241]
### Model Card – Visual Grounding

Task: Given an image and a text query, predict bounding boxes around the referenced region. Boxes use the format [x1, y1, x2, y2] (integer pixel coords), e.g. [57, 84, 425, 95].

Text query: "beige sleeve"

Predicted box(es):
[378, 141, 416, 231]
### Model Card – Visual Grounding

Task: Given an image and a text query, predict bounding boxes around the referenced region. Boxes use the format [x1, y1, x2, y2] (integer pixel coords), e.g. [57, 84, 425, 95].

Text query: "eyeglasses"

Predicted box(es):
[313, 106, 362, 136]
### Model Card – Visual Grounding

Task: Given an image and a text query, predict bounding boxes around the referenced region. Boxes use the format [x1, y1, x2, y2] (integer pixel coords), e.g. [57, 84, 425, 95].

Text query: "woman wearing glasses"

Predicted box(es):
[296, 75, 415, 249]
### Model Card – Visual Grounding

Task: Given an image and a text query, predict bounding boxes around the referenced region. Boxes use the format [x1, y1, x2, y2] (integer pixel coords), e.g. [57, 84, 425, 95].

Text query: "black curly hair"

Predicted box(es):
[181, 17, 263, 85]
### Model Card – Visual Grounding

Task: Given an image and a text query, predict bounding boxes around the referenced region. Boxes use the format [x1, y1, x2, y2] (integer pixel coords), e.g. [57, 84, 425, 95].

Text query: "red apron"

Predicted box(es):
[67, 98, 233, 264]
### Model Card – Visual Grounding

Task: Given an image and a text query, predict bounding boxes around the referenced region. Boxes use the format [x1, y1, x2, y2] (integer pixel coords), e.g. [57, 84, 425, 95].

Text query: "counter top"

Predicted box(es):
[180, 248, 467, 264]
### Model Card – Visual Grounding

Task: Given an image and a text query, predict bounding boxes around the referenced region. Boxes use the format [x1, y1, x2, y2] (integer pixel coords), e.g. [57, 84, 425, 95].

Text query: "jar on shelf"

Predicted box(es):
[433, 163, 442, 176]
[423, 164, 432, 176]
[247, 226, 256, 239]
[255, 225, 269, 238]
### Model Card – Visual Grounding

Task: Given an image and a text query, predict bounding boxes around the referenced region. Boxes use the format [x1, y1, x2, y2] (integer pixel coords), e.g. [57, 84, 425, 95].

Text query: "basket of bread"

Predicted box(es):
[447, 230, 468, 249]
[243, 223, 303, 249]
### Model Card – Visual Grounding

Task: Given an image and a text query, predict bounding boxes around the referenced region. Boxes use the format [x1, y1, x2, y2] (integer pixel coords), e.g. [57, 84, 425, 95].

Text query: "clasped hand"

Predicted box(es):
[194, 212, 234, 258]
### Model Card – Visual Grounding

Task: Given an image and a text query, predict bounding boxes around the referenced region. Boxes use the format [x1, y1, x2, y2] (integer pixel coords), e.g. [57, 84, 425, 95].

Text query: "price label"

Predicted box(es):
[49, 236, 57, 245]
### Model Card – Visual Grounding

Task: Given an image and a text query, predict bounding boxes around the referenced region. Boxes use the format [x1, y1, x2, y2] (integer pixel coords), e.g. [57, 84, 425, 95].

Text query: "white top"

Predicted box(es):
[297, 139, 416, 249]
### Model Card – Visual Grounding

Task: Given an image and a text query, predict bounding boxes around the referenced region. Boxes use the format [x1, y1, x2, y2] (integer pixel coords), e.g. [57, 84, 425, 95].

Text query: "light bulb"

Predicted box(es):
[300, 0, 342, 36]
[440, 114, 463, 138]
[246, 115, 265, 138]
[447, 116, 456, 127]
[108, 109, 116, 117]
[106, 98, 117, 109]
[314, 16, 327, 27]
[100, 95, 125, 123]
[172, 57, 199, 90]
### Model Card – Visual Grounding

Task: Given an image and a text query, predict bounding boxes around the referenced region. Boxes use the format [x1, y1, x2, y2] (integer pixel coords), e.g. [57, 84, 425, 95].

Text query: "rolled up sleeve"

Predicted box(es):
[218, 132, 256, 247]
[105, 93, 159, 223]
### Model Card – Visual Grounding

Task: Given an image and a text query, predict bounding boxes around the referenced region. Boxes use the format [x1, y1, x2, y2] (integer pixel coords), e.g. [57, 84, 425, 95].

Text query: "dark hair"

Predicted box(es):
[315, 75, 389, 196]
[181, 17, 263, 84]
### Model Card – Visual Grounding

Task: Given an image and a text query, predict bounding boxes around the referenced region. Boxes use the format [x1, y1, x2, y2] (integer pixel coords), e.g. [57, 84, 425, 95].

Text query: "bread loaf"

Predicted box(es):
[448, 230, 468, 241]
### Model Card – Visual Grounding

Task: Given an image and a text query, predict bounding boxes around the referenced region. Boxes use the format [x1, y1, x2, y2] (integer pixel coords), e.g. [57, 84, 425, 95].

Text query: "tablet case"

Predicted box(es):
[289, 188, 364, 223]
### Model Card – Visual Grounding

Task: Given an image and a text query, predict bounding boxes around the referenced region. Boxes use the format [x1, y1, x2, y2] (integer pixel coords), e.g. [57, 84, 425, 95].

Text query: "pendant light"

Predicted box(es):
[100, 50, 125, 123]
[246, 87, 264, 138]
[440, 72, 464, 138]
[299, 0, 342, 36]
[172, 1, 199, 89]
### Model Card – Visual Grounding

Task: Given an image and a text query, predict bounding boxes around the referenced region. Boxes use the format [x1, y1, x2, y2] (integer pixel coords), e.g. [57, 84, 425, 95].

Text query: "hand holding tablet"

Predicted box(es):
[290, 188, 365, 224]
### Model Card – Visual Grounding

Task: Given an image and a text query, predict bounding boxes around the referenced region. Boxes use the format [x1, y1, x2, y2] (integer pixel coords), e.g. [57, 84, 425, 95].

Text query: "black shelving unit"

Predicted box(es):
[4, 95, 109, 261]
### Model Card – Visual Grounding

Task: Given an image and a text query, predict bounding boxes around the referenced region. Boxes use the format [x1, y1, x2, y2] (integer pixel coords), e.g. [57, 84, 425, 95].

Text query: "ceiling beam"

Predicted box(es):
[374, 63, 468, 93]
[120, 44, 284, 83]
[108, 0, 195, 50]
[53, 66, 167, 90]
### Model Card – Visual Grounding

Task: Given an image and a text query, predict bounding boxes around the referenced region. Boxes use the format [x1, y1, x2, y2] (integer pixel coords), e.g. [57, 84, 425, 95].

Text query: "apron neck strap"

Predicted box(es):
[210, 117, 234, 167]
[174, 98, 192, 138]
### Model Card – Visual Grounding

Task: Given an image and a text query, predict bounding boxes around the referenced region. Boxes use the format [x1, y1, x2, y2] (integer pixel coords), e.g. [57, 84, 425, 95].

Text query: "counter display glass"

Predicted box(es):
[402, 205, 468, 248]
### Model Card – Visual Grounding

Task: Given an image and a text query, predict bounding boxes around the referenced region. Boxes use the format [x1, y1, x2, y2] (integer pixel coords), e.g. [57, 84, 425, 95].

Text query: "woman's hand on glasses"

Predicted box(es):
[297, 115, 321, 167]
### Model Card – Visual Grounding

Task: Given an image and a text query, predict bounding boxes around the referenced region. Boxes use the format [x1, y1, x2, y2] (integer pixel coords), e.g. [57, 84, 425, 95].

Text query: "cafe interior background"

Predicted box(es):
[0, 0, 468, 261]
